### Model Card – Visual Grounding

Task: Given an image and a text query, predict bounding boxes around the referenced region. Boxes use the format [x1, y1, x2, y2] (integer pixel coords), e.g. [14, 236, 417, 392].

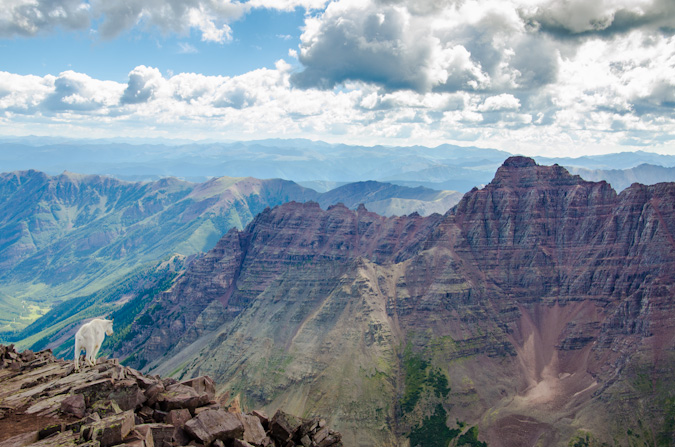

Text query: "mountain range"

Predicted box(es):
[3, 137, 675, 193]
[26, 157, 672, 447]
[0, 170, 457, 334]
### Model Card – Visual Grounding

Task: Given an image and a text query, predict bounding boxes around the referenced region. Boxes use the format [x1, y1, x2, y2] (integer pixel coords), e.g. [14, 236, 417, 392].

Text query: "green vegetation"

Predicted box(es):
[402, 352, 430, 413]
[106, 270, 178, 349]
[401, 344, 452, 413]
[7, 258, 181, 356]
[568, 431, 609, 447]
[456, 426, 487, 447]
[657, 397, 675, 447]
[400, 343, 485, 446]
[409, 404, 460, 447]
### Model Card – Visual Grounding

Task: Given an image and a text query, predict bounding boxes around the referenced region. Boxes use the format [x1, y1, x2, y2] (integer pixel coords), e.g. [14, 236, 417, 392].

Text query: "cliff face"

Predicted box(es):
[1, 170, 460, 335]
[113, 157, 675, 447]
[0, 170, 319, 332]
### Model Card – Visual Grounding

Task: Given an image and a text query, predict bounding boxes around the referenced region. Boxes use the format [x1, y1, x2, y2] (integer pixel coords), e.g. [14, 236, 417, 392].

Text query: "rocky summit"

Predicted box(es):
[0, 344, 342, 447]
[103, 157, 675, 447]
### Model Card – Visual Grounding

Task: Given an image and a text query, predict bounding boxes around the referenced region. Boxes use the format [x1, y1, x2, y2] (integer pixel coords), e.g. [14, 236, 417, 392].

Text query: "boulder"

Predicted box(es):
[139, 423, 174, 447]
[108, 380, 147, 411]
[72, 379, 115, 406]
[0, 431, 39, 447]
[184, 408, 244, 445]
[249, 410, 269, 429]
[83, 410, 135, 447]
[179, 376, 215, 401]
[143, 383, 165, 408]
[166, 408, 191, 427]
[27, 430, 80, 447]
[61, 394, 86, 418]
[269, 410, 301, 444]
[237, 414, 267, 446]
[129, 425, 154, 447]
[156, 383, 210, 413]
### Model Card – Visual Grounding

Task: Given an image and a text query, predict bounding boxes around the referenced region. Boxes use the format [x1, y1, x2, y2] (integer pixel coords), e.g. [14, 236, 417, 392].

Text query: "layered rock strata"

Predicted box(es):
[111, 157, 675, 446]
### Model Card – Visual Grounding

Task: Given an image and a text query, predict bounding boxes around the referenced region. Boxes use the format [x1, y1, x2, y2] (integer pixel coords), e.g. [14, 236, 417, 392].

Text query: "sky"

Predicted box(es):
[0, 0, 674, 157]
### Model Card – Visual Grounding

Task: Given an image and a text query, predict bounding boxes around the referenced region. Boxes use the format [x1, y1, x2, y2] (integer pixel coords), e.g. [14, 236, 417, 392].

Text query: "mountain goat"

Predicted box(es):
[74, 318, 114, 370]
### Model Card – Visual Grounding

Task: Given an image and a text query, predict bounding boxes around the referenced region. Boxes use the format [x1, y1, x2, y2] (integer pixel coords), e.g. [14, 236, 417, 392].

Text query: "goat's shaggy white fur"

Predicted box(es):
[74, 318, 113, 370]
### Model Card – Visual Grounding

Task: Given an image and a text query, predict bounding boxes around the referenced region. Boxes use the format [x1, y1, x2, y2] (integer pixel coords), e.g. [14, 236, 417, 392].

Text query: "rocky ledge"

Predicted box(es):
[0, 345, 342, 447]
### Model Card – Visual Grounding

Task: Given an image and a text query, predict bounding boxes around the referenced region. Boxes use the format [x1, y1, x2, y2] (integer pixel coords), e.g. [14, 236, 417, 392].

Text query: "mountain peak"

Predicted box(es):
[502, 156, 537, 168]
[489, 155, 591, 190]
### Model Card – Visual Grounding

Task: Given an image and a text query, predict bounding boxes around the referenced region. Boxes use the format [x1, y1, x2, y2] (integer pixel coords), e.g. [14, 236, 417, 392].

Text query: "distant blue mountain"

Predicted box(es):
[1, 137, 674, 193]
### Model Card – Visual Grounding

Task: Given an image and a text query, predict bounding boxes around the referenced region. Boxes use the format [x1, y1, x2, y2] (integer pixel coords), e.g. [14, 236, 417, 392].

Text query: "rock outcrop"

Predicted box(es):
[0, 345, 342, 447]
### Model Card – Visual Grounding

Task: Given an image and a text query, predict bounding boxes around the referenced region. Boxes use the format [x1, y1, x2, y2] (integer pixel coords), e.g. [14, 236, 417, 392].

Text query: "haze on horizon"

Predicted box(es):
[1, 0, 674, 158]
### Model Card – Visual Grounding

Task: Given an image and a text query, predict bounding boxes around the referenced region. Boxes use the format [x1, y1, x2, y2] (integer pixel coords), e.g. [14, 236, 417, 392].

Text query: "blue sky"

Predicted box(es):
[0, 8, 306, 81]
[1, 0, 674, 157]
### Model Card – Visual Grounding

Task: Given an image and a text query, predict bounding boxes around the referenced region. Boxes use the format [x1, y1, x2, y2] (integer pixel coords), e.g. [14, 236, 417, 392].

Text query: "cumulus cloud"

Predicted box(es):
[1, 60, 672, 156]
[0, 71, 53, 113]
[44, 71, 123, 112]
[121, 66, 165, 105]
[0, 0, 90, 36]
[520, 0, 675, 38]
[93, 0, 249, 42]
[291, 0, 672, 98]
[291, 0, 567, 93]
[0, 0, 330, 41]
[291, 2, 491, 93]
[478, 94, 520, 112]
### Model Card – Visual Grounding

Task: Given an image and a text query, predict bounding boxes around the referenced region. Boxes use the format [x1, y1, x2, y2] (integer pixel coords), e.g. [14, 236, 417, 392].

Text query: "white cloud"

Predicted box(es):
[44, 71, 124, 112]
[0, 58, 674, 156]
[248, 0, 329, 11]
[478, 94, 520, 112]
[1, 0, 674, 156]
[291, 0, 565, 93]
[120, 66, 166, 105]
[93, 0, 248, 43]
[178, 42, 199, 54]
[0, 71, 53, 113]
[0, 0, 330, 41]
[0, 0, 90, 36]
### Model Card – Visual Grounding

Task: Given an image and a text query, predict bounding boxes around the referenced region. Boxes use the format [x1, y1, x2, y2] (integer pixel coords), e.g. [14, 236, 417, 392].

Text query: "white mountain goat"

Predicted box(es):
[74, 318, 114, 370]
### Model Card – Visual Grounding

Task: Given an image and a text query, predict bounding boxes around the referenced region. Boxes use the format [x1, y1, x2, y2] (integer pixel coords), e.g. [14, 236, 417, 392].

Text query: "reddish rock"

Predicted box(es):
[249, 410, 268, 429]
[27, 430, 79, 446]
[140, 423, 174, 447]
[232, 440, 254, 447]
[143, 383, 165, 408]
[83, 409, 135, 447]
[183, 409, 244, 445]
[72, 379, 115, 407]
[236, 413, 267, 446]
[131, 425, 155, 447]
[109, 380, 147, 411]
[0, 431, 39, 447]
[60, 394, 86, 418]
[269, 410, 300, 444]
[156, 383, 210, 412]
[179, 376, 215, 401]
[166, 408, 191, 427]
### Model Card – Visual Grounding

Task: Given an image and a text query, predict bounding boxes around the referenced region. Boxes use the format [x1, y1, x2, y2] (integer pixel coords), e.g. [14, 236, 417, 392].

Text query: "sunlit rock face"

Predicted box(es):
[114, 157, 675, 447]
